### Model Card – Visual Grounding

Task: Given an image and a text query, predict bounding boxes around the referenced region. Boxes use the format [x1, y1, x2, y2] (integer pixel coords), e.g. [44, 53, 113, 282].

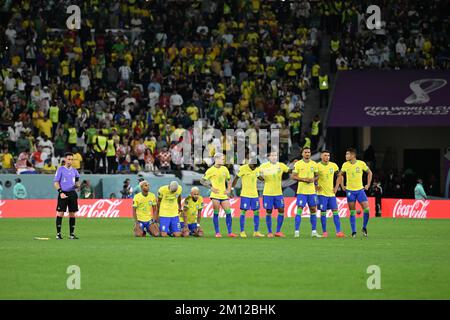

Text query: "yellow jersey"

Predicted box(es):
[181, 195, 204, 224]
[293, 159, 318, 195]
[317, 161, 339, 196]
[237, 164, 260, 198]
[340, 160, 369, 191]
[259, 162, 289, 196]
[132, 192, 157, 222]
[158, 185, 182, 217]
[203, 165, 230, 200]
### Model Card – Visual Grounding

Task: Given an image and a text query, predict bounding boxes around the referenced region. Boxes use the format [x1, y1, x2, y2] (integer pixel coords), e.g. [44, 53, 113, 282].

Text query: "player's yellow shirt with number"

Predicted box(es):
[132, 192, 157, 222]
[259, 162, 289, 196]
[341, 160, 369, 191]
[237, 164, 260, 198]
[181, 195, 204, 224]
[158, 185, 182, 217]
[317, 161, 339, 196]
[203, 165, 230, 200]
[293, 159, 318, 195]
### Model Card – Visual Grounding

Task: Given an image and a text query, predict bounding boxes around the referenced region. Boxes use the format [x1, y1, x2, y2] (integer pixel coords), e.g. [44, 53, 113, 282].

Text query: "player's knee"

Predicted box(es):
[160, 232, 168, 237]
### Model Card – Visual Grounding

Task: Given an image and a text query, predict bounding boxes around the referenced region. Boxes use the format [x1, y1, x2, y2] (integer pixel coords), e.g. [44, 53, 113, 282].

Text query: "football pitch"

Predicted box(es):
[1, 218, 449, 300]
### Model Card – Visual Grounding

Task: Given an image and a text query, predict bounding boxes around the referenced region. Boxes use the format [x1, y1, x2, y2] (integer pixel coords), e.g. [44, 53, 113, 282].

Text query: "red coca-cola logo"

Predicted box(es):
[393, 200, 429, 219]
[76, 200, 123, 218]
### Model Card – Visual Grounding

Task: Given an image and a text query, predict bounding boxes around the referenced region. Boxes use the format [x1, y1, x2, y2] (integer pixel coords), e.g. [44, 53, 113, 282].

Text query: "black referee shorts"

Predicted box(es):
[56, 191, 79, 213]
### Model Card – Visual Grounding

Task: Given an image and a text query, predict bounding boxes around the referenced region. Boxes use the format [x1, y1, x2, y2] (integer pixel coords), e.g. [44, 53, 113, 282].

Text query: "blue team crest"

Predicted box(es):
[148, 201, 153, 205]
[356, 167, 360, 173]
[310, 167, 315, 172]
[329, 168, 334, 174]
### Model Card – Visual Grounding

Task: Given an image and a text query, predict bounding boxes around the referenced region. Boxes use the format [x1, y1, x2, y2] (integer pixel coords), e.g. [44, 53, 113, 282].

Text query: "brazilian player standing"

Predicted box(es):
[132, 180, 159, 237]
[201, 153, 237, 238]
[336, 148, 373, 237]
[180, 187, 204, 236]
[259, 151, 290, 238]
[317, 150, 345, 238]
[291, 147, 321, 238]
[232, 161, 265, 238]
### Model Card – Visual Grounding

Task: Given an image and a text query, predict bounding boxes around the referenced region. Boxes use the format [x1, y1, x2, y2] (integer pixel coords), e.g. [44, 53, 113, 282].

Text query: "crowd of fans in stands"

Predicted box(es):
[0, 0, 448, 176]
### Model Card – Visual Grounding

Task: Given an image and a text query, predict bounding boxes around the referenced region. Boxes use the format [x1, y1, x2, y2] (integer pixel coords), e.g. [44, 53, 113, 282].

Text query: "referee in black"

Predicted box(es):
[53, 152, 81, 239]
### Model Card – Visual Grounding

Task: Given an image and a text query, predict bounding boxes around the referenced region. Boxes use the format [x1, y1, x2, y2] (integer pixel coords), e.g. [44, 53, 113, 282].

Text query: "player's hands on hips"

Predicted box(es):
[211, 187, 220, 194]
[60, 192, 67, 199]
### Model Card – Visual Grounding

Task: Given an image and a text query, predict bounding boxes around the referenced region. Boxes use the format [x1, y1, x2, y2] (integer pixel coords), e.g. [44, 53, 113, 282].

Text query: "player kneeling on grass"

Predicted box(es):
[132, 180, 160, 237]
[232, 161, 264, 238]
[157, 181, 186, 237]
[180, 187, 204, 237]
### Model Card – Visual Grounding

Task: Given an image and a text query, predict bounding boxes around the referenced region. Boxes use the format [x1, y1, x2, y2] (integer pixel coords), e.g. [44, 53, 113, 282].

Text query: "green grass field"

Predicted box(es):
[1, 217, 449, 300]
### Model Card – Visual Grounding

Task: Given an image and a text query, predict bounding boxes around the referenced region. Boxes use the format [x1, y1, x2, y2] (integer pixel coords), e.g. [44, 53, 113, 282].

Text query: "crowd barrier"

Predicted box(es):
[1, 197, 376, 218]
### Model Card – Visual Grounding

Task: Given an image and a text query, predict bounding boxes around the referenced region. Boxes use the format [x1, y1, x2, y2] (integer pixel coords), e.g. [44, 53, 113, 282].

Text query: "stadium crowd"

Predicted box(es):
[0, 0, 448, 176]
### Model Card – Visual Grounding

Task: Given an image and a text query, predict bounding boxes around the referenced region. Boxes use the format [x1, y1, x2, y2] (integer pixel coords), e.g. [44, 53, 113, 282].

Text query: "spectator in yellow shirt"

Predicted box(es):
[39, 117, 53, 139]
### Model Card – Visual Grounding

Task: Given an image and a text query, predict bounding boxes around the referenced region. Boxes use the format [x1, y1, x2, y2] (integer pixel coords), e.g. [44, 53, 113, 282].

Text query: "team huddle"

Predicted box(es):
[132, 147, 373, 239]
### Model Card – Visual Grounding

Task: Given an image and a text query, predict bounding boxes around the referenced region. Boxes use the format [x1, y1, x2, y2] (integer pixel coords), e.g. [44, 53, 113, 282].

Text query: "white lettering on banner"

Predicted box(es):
[0, 200, 5, 218]
[392, 200, 429, 219]
[76, 200, 123, 218]
[202, 198, 239, 217]
[283, 198, 351, 218]
[364, 106, 450, 116]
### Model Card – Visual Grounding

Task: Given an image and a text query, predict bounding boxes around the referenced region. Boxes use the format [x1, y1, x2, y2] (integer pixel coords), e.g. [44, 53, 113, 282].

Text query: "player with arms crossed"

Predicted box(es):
[180, 187, 204, 237]
[200, 153, 237, 238]
[291, 147, 321, 238]
[157, 181, 184, 237]
[232, 161, 265, 238]
[132, 180, 160, 237]
[317, 150, 345, 238]
[336, 148, 373, 237]
[54, 152, 81, 240]
[259, 151, 290, 238]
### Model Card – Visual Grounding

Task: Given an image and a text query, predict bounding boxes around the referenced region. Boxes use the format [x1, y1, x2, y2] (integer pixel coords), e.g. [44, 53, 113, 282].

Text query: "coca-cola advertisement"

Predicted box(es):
[0, 197, 376, 218]
[382, 199, 450, 219]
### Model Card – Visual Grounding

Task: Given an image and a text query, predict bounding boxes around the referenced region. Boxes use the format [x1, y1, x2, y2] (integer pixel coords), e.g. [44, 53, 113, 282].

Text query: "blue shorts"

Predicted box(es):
[346, 189, 368, 203]
[159, 216, 181, 234]
[240, 197, 260, 211]
[318, 195, 338, 211]
[180, 222, 197, 235]
[138, 220, 152, 234]
[263, 195, 284, 210]
[211, 198, 229, 203]
[296, 194, 317, 208]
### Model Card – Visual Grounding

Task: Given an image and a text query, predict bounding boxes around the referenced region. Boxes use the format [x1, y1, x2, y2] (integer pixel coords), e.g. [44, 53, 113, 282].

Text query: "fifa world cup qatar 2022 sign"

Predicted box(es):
[328, 70, 450, 127]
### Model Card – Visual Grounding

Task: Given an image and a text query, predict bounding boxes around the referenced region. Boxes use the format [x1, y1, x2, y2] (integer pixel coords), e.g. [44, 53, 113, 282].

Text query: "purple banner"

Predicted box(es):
[328, 71, 450, 127]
